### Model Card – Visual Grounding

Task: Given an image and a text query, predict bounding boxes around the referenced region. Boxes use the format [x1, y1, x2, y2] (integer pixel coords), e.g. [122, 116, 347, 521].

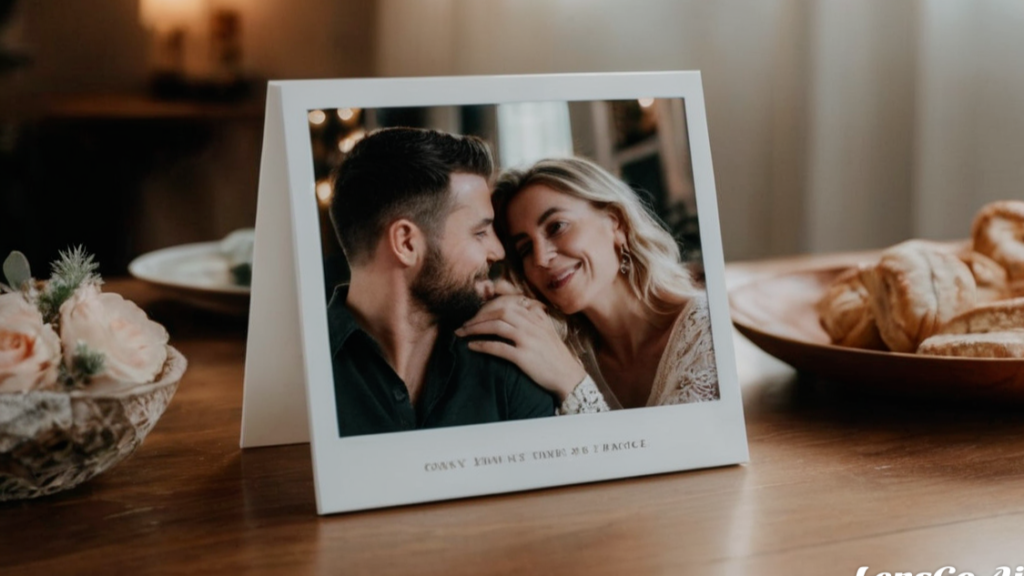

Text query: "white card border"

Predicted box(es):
[274, 72, 748, 514]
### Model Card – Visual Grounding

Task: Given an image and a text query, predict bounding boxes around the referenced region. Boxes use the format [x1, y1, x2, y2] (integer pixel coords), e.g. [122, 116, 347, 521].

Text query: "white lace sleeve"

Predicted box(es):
[557, 375, 611, 415]
[650, 296, 721, 406]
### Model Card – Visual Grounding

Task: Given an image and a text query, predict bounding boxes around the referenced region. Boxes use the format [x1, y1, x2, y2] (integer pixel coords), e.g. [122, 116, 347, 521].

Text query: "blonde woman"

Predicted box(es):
[456, 157, 719, 414]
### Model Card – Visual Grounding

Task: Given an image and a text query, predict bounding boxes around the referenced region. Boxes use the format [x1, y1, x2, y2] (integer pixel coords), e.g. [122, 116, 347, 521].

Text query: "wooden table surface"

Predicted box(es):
[3, 255, 1024, 576]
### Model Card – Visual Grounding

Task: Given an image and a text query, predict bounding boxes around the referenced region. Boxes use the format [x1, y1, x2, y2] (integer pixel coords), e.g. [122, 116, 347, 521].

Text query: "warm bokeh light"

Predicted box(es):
[337, 108, 357, 122]
[316, 180, 333, 205]
[338, 129, 367, 153]
[638, 97, 655, 108]
[308, 109, 327, 125]
[139, 0, 203, 32]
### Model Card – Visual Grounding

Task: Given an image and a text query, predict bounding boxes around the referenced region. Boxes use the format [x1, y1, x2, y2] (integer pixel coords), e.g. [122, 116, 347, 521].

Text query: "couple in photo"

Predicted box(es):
[327, 127, 719, 437]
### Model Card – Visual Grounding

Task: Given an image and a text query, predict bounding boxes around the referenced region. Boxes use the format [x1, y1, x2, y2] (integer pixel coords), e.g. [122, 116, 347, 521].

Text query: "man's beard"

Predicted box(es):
[410, 242, 488, 327]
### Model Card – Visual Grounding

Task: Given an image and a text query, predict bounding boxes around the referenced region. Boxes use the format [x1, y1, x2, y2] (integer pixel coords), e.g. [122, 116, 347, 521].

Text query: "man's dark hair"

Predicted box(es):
[329, 127, 494, 265]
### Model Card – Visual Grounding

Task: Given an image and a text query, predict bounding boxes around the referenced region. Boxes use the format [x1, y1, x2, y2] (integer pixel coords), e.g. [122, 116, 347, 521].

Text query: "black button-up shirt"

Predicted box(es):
[328, 287, 557, 438]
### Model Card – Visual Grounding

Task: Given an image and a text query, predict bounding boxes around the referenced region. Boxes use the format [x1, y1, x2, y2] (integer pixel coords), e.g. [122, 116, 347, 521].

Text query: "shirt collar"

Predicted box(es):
[327, 284, 460, 357]
[327, 285, 362, 358]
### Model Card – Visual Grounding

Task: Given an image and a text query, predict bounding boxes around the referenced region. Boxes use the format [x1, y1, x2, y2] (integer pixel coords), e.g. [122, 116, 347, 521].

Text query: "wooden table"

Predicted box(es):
[3, 258, 1024, 576]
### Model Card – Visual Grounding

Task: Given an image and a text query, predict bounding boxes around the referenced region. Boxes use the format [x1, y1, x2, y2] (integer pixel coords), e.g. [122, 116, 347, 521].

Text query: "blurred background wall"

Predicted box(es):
[2, 0, 1023, 270]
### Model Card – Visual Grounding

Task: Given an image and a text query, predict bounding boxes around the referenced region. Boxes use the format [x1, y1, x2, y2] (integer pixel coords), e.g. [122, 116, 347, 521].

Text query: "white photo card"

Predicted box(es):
[241, 72, 748, 514]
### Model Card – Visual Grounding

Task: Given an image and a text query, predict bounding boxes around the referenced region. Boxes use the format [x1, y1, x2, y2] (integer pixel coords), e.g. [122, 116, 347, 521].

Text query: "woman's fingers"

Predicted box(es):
[465, 339, 520, 364]
[462, 295, 538, 328]
[460, 296, 585, 400]
[527, 302, 551, 322]
[455, 318, 519, 342]
[522, 297, 546, 313]
[461, 307, 517, 330]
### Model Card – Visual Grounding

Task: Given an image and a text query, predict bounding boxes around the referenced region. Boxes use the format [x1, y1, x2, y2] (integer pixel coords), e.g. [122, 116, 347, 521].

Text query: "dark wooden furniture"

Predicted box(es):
[3, 258, 1023, 575]
[1, 93, 264, 276]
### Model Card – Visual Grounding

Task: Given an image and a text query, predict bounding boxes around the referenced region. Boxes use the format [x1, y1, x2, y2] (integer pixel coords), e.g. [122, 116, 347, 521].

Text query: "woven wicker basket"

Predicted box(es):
[0, 346, 186, 501]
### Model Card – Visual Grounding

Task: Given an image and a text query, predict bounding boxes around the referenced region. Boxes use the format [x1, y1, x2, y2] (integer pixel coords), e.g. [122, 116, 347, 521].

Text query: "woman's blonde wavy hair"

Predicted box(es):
[492, 156, 702, 355]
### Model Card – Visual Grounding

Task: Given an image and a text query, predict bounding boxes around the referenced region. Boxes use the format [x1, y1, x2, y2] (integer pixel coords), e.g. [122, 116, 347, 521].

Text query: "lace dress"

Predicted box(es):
[557, 295, 720, 414]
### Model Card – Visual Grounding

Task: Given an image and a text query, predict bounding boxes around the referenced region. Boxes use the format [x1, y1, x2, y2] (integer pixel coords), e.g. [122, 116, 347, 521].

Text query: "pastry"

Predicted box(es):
[971, 200, 1024, 281]
[918, 297, 1024, 358]
[815, 265, 886, 349]
[918, 331, 1024, 358]
[935, 297, 1024, 335]
[957, 250, 1011, 303]
[1011, 279, 1024, 298]
[859, 240, 977, 353]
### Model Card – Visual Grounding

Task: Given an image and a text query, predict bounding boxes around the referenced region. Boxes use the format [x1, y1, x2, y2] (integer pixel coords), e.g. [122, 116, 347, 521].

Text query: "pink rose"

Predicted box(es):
[0, 293, 62, 392]
[59, 284, 169, 387]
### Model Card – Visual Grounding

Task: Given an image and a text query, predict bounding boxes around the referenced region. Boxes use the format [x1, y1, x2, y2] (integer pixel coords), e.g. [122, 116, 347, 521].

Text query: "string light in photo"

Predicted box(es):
[316, 180, 333, 206]
[338, 129, 367, 154]
[336, 108, 360, 124]
[308, 109, 327, 126]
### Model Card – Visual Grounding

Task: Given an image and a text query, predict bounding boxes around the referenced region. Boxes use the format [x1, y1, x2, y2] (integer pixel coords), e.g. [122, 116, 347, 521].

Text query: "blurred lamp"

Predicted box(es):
[139, 0, 202, 84]
[140, 0, 202, 33]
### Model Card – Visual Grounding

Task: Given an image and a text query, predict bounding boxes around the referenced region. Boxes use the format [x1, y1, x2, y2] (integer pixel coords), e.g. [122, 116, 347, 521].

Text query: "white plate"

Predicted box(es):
[129, 242, 250, 315]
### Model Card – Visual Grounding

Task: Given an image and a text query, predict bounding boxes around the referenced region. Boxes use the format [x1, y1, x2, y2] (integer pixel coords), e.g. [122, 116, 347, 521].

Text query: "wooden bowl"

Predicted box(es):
[0, 346, 186, 501]
[729, 267, 1024, 400]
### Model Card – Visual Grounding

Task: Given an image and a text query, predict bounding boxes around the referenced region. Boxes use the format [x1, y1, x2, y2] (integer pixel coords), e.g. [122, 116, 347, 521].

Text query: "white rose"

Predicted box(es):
[60, 284, 169, 386]
[0, 293, 61, 392]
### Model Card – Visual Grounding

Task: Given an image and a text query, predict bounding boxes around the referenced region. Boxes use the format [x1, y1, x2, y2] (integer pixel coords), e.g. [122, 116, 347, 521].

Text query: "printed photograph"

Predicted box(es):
[305, 100, 721, 438]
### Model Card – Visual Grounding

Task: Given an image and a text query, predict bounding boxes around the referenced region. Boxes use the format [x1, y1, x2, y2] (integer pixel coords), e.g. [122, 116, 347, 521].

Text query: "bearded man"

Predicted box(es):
[327, 127, 558, 437]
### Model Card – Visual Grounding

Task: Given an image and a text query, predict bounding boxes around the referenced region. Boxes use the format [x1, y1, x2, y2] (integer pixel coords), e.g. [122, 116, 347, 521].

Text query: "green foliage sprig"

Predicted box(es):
[37, 246, 101, 324]
[4, 247, 110, 390]
[60, 342, 106, 388]
[2, 250, 31, 293]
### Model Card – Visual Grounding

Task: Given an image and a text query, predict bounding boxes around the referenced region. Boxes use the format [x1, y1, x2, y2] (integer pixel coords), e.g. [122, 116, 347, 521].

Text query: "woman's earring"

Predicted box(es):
[619, 245, 632, 276]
